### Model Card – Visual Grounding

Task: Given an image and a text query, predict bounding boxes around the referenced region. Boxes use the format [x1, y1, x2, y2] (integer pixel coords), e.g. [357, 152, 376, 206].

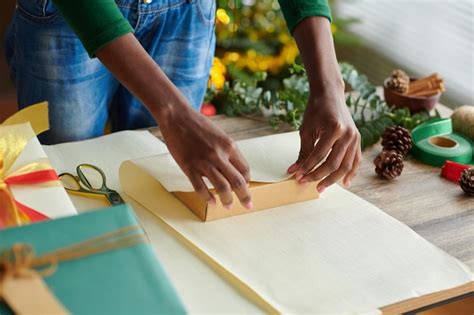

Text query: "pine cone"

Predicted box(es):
[391, 69, 409, 81]
[374, 150, 404, 179]
[381, 125, 412, 157]
[387, 69, 410, 94]
[387, 77, 409, 94]
[459, 168, 474, 196]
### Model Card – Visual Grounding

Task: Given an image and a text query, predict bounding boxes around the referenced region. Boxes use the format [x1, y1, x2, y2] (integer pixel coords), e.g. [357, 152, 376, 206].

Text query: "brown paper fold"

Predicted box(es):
[174, 178, 319, 221]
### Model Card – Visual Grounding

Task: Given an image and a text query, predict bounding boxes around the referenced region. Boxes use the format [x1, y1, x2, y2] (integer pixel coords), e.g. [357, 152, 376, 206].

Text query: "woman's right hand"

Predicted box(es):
[158, 104, 253, 210]
[95, 34, 252, 209]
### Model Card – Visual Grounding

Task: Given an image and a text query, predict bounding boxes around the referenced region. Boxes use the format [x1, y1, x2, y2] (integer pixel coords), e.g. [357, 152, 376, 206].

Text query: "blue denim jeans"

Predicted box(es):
[5, 0, 216, 144]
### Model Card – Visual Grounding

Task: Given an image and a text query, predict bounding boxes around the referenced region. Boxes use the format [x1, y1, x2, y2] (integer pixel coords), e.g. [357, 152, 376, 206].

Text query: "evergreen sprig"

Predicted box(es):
[215, 63, 437, 149]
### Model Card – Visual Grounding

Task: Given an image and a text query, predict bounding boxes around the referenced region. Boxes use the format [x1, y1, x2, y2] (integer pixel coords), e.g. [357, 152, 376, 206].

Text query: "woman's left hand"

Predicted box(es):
[287, 91, 361, 193]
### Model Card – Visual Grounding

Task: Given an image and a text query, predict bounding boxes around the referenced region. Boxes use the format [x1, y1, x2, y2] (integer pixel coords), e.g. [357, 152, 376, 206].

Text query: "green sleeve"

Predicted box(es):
[52, 0, 134, 57]
[278, 0, 332, 34]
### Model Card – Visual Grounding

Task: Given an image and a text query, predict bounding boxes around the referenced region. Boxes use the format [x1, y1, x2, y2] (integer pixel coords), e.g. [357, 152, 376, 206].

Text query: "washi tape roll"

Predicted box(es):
[411, 118, 473, 167]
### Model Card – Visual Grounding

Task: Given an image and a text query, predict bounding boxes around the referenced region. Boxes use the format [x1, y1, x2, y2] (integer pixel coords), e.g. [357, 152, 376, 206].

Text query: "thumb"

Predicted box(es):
[287, 127, 316, 173]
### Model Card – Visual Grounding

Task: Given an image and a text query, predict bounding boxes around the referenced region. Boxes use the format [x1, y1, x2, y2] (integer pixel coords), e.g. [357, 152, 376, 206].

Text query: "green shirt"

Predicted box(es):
[52, 0, 331, 57]
[278, 0, 332, 33]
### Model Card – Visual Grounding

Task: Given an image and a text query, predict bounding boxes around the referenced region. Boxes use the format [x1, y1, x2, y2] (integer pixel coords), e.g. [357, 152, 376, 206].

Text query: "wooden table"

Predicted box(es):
[149, 104, 473, 313]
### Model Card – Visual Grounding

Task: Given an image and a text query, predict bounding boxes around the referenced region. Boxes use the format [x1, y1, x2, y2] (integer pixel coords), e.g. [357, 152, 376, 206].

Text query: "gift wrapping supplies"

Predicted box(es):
[0, 103, 76, 228]
[0, 104, 185, 314]
[0, 204, 186, 314]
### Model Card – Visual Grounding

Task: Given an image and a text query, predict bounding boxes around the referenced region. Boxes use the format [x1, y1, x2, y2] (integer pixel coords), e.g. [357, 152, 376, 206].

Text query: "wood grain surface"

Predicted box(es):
[149, 106, 473, 270]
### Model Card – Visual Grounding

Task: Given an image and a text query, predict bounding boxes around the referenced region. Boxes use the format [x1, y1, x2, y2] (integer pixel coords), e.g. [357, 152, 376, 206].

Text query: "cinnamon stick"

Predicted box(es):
[408, 81, 434, 94]
[409, 73, 440, 89]
[410, 88, 441, 97]
[408, 77, 444, 95]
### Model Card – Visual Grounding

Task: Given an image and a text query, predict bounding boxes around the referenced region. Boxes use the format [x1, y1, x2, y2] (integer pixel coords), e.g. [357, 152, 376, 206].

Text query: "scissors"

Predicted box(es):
[58, 164, 124, 205]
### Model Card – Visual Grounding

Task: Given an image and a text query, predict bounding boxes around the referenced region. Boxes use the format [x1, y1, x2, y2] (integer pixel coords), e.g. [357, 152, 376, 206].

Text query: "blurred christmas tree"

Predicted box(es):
[204, 3, 436, 151]
[208, 0, 361, 97]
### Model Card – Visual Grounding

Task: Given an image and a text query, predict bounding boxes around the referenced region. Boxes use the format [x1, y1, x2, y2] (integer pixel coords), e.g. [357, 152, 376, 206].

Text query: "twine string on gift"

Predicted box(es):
[0, 225, 146, 277]
[0, 224, 147, 303]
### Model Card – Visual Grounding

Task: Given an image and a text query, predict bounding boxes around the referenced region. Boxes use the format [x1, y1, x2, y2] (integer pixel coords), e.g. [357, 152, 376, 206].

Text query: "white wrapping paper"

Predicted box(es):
[6, 124, 76, 219]
[43, 130, 263, 313]
[142, 132, 299, 193]
[121, 131, 474, 314]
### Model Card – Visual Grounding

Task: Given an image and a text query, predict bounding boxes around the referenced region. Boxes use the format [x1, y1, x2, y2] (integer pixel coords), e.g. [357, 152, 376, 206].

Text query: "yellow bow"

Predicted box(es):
[0, 102, 53, 228]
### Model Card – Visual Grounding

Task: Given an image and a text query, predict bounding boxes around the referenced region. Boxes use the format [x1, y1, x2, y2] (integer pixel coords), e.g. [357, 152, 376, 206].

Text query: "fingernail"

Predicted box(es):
[208, 198, 216, 206]
[299, 178, 308, 184]
[224, 203, 232, 210]
[287, 163, 298, 174]
[345, 180, 351, 188]
[295, 173, 303, 181]
[317, 186, 325, 193]
[245, 201, 253, 210]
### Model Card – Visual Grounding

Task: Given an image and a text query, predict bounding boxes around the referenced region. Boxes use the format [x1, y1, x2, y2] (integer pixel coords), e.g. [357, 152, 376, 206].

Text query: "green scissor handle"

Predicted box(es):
[58, 164, 124, 205]
[76, 164, 108, 191]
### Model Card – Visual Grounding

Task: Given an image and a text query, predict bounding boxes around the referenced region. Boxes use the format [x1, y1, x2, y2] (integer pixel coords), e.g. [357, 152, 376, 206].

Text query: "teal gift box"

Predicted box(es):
[0, 204, 186, 314]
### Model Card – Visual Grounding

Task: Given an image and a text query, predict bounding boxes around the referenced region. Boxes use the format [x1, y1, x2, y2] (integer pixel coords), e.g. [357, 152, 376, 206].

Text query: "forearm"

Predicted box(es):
[95, 33, 190, 125]
[293, 17, 344, 97]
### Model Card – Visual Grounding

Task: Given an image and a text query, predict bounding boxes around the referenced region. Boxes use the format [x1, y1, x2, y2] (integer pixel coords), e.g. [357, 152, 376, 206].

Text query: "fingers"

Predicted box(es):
[188, 173, 216, 206]
[295, 128, 340, 180]
[343, 138, 362, 187]
[301, 138, 348, 184]
[205, 161, 252, 209]
[287, 162, 299, 174]
[287, 126, 318, 174]
[218, 160, 253, 209]
[316, 139, 356, 192]
[229, 149, 251, 183]
[205, 167, 234, 209]
[299, 126, 361, 192]
[187, 138, 252, 209]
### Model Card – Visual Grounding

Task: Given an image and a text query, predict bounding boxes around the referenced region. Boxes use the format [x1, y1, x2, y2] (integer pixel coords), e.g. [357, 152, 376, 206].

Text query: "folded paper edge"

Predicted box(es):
[131, 151, 294, 193]
[118, 160, 281, 314]
[119, 160, 474, 314]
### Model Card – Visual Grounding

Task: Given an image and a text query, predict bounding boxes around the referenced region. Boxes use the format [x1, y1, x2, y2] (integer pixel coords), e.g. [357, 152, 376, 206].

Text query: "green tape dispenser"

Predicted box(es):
[411, 118, 474, 167]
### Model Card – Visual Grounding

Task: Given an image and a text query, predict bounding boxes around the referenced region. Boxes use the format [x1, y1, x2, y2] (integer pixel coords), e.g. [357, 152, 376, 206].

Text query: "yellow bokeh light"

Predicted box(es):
[216, 8, 230, 25]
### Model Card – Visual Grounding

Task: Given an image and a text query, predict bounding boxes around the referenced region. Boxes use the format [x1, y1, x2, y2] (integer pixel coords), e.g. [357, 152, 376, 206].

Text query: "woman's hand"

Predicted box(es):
[290, 16, 362, 193]
[159, 104, 253, 209]
[287, 92, 361, 193]
[96, 34, 252, 209]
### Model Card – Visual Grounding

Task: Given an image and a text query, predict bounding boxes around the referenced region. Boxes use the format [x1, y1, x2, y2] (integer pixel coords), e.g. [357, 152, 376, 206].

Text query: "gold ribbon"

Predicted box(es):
[0, 225, 147, 314]
[0, 103, 55, 227]
[2, 102, 49, 136]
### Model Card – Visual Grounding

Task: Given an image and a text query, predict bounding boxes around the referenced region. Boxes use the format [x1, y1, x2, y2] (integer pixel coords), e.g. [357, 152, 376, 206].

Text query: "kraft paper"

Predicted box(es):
[43, 130, 263, 313]
[120, 131, 474, 314]
[126, 132, 315, 220]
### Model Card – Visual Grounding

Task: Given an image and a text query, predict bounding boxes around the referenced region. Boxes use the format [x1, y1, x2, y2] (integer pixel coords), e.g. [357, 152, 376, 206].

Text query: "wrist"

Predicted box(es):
[309, 72, 345, 99]
[151, 97, 193, 128]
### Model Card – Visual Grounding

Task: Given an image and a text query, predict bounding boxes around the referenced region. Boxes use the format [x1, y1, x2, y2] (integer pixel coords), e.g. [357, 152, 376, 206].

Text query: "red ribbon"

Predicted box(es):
[5, 169, 58, 186]
[0, 169, 58, 228]
[15, 201, 49, 222]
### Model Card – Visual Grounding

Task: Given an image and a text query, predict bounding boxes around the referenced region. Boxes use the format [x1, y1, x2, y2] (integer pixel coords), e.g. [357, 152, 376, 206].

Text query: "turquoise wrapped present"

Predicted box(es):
[0, 204, 186, 314]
